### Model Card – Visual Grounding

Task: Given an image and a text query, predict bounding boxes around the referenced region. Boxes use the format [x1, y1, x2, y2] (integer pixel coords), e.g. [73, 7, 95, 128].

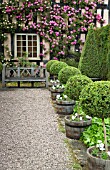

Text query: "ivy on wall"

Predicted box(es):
[0, 0, 105, 59]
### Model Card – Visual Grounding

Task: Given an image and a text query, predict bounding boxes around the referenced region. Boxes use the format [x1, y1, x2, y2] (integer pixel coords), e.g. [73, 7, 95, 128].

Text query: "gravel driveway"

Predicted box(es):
[0, 88, 73, 170]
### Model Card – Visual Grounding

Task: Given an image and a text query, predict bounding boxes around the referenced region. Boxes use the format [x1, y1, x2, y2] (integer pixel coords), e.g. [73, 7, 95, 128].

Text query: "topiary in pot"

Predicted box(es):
[79, 81, 110, 151]
[58, 66, 81, 84]
[64, 74, 92, 101]
[0, 62, 3, 73]
[46, 60, 59, 73]
[79, 81, 110, 169]
[50, 61, 68, 76]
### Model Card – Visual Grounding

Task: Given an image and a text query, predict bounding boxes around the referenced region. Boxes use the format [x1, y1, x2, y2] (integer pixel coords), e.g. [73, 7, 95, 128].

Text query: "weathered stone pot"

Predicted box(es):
[65, 115, 92, 139]
[54, 100, 75, 115]
[50, 88, 64, 100]
[87, 146, 110, 170]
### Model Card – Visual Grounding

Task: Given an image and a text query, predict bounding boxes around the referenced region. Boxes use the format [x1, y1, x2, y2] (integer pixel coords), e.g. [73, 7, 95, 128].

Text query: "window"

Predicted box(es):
[14, 33, 40, 60]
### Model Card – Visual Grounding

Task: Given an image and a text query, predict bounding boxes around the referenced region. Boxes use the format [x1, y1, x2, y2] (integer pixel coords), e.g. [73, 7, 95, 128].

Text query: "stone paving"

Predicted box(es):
[0, 88, 73, 170]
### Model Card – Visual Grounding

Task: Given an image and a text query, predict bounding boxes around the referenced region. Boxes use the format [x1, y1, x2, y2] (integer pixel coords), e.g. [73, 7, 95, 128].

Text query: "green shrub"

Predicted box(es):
[58, 66, 81, 84]
[81, 117, 110, 147]
[79, 81, 110, 118]
[60, 51, 81, 68]
[79, 81, 110, 151]
[107, 28, 110, 80]
[64, 74, 92, 101]
[78, 24, 110, 79]
[0, 62, 3, 73]
[50, 61, 68, 76]
[46, 60, 59, 72]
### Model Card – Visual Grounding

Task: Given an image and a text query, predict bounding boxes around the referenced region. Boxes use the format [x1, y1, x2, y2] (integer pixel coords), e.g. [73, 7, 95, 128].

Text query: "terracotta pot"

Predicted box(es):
[50, 88, 64, 100]
[54, 100, 75, 115]
[87, 146, 110, 170]
[65, 115, 92, 139]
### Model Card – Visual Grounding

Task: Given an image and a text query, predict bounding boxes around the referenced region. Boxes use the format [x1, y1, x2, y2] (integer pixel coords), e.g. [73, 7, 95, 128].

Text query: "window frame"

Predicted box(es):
[14, 33, 40, 60]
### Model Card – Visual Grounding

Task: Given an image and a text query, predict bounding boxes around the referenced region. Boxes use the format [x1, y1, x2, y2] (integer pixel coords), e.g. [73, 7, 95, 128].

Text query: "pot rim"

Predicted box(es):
[56, 99, 75, 105]
[87, 146, 110, 162]
[65, 115, 92, 126]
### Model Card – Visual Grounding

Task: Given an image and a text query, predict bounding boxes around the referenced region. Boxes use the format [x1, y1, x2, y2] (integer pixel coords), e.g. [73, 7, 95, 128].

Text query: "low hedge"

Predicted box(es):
[58, 66, 81, 84]
[64, 74, 92, 101]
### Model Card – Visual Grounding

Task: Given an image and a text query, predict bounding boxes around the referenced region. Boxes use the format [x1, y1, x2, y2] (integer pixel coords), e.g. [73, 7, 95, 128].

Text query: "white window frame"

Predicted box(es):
[14, 33, 40, 60]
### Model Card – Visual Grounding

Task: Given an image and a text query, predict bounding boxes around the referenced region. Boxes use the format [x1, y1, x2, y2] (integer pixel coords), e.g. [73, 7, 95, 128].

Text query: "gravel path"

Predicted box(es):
[0, 88, 73, 170]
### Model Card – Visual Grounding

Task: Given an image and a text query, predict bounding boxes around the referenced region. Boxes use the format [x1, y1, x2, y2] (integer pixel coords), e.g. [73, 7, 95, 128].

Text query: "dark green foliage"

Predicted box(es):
[50, 61, 68, 76]
[79, 81, 110, 118]
[78, 24, 110, 79]
[46, 60, 59, 72]
[81, 117, 110, 147]
[60, 51, 81, 68]
[96, 24, 110, 80]
[0, 62, 3, 73]
[60, 58, 79, 68]
[64, 74, 92, 101]
[58, 66, 81, 84]
[107, 28, 110, 80]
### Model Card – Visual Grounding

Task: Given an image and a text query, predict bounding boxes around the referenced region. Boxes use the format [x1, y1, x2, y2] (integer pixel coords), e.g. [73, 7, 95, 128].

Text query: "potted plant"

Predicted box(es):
[65, 101, 92, 139]
[79, 81, 110, 170]
[54, 93, 75, 115]
[46, 59, 59, 84]
[58, 66, 81, 85]
[64, 74, 92, 101]
[50, 61, 68, 79]
[50, 84, 65, 101]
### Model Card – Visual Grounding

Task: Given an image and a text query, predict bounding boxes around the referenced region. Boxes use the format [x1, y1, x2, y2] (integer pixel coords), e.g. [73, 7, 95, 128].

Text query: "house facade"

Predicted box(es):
[0, 0, 110, 66]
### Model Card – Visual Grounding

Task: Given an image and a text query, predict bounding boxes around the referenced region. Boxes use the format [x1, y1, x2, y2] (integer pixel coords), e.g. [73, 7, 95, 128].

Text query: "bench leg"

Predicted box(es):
[31, 82, 34, 87]
[18, 81, 20, 87]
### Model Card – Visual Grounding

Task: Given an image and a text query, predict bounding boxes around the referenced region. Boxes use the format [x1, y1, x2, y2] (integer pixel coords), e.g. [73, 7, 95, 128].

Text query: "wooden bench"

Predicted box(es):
[2, 64, 49, 88]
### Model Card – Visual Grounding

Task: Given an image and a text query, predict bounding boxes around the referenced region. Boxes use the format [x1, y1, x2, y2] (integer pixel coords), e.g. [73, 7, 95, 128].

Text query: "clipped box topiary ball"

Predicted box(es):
[50, 61, 68, 76]
[46, 60, 59, 73]
[64, 74, 92, 101]
[58, 66, 81, 84]
[79, 81, 110, 118]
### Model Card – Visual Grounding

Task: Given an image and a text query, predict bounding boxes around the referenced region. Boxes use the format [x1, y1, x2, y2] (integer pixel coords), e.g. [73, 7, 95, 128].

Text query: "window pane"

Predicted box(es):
[17, 41, 21, 46]
[28, 47, 32, 52]
[22, 35, 26, 40]
[33, 53, 37, 57]
[17, 35, 21, 40]
[28, 53, 32, 57]
[28, 41, 32, 46]
[17, 52, 22, 57]
[23, 41, 26, 46]
[33, 47, 37, 51]
[22, 47, 26, 51]
[28, 36, 32, 40]
[33, 36, 37, 40]
[17, 47, 21, 52]
[33, 41, 37, 46]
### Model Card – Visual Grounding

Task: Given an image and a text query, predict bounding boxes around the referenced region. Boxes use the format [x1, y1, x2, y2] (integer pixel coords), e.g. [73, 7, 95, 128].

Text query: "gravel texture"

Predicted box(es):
[0, 88, 73, 170]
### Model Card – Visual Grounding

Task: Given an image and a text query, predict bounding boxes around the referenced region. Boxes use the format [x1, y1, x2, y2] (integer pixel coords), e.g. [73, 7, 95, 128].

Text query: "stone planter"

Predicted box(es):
[50, 88, 64, 100]
[65, 115, 92, 139]
[87, 146, 110, 170]
[54, 100, 75, 115]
